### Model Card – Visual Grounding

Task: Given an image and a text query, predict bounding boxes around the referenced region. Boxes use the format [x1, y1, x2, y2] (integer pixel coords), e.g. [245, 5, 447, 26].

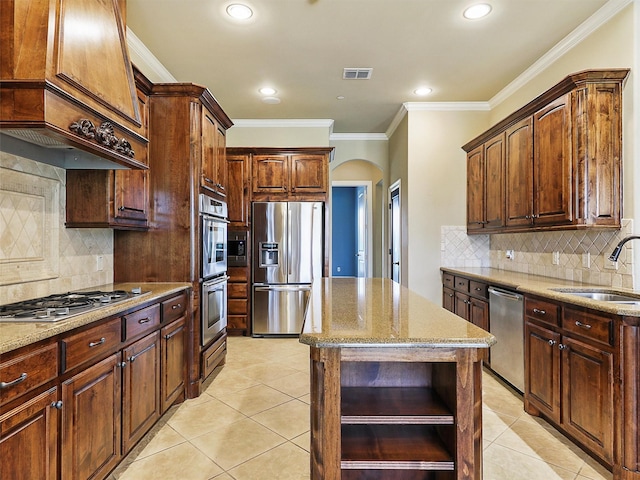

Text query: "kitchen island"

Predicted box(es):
[299, 278, 495, 480]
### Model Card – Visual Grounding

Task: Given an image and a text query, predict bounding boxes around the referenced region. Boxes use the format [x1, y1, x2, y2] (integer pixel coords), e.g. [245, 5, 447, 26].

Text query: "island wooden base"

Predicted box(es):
[310, 346, 484, 480]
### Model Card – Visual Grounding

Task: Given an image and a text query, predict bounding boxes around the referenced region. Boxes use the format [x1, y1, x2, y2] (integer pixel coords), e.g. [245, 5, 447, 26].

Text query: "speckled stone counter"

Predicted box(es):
[0, 282, 190, 354]
[299, 277, 496, 348]
[440, 267, 640, 316]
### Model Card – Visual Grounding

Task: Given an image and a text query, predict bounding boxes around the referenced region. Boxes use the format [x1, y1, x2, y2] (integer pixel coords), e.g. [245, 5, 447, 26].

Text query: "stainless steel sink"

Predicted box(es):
[553, 290, 640, 304]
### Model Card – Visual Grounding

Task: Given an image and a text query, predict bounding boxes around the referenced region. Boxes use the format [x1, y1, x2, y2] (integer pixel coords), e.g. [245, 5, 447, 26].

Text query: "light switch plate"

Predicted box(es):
[582, 252, 591, 268]
[552, 251, 560, 265]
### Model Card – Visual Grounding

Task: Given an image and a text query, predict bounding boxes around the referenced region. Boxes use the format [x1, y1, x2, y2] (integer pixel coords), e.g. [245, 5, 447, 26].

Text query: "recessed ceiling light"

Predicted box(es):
[259, 87, 277, 95]
[414, 87, 432, 96]
[262, 96, 281, 104]
[336, 96, 345, 100]
[226, 3, 253, 20]
[463, 3, 492, 19]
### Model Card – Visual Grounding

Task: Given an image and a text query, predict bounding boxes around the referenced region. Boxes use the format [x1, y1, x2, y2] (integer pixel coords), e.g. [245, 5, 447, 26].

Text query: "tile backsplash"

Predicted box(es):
[442, 221, 635, 289]
[1, 151, 114, 304]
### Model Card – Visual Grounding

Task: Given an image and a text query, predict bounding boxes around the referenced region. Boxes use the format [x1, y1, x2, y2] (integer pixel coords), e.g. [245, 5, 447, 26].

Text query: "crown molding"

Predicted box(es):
[404, 102, 491, 111]
[126, 28, 177, 83]
[489, 0, 633, 108]
[231, 119, 335, 128]
[330, 133, 388, 141]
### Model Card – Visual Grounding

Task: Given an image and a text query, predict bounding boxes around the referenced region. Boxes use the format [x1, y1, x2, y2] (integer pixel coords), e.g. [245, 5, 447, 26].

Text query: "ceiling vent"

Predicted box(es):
[343, 68, 373, 80]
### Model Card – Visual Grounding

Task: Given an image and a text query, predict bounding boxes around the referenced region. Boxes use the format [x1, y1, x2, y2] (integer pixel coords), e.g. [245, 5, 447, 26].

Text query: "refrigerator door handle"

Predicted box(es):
[254, 285, 312, 292]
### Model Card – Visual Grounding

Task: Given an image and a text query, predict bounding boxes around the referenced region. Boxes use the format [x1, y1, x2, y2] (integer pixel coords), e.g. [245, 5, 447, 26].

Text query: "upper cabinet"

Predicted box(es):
[201, 110, 227, 197]
[225, 151, 251, 228]
[0, 0, 148, 169]
[463, 69, 629, 234]
[251, 149, 332, 200]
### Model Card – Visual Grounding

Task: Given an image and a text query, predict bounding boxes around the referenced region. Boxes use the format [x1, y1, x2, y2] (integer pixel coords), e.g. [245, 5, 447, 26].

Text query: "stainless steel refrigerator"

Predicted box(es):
[252, 201, 323, 336]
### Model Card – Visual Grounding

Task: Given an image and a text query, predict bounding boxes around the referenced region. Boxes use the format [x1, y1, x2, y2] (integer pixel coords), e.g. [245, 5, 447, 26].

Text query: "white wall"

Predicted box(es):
[226, 121, 332, 147]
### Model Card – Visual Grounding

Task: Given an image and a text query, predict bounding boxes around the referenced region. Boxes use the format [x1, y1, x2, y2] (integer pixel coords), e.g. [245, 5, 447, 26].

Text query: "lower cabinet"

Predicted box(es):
[524, 298, 614, 465]
[161, 317, 186, 413]
[61, 353, 123, 480]
[0, 387, 59, 480]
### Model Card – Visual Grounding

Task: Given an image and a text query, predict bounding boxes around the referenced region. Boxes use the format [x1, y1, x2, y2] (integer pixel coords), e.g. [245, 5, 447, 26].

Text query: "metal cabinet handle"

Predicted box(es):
[171, 304, 182, 310]
[203, 176, 214, 184]
[533, 308, 546, 315]
[51, 400, 63, 410]
[548, 339, 557, 346]
[448, 293, 454, 298]
[0, 373, 28, 389]
[138, 317, 151, 324]
[475, 287, 482, 291]
[575, 321, 592, 330]
[128, 343, 156, 363]
[117, 361, 127, 368]
[89, 337, 106, 347]
[559, 344, 568, 350]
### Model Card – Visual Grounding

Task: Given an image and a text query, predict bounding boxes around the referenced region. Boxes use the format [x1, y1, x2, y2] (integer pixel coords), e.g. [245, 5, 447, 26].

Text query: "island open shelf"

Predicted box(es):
[301, 278, 495, 480]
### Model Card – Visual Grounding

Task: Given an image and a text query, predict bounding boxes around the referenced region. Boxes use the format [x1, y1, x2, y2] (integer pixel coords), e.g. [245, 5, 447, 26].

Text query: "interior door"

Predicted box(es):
[356, 187, 367, 277]
[389, 184, 401, 283]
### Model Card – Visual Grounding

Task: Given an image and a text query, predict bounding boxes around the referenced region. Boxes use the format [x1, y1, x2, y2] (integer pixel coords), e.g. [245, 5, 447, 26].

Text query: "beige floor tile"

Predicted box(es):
[191, 417, 285, 470]
[216, 383, 294, 416]
[264, 370, 311, 398]
[235, 362, 302, 383]
[167, 396, 245, 439]
[134, 424, 187, 459]
[482, 407, 518, 442]
[298, 393, 311, 405]
[493, 416, 587, 473]
[204, 368, 261, 398]
[484, 443, 578, 480]
[227, 442, 310, 480]
[251, 398, 310, 439]
[117, 442, 223, 480]
[578, 456, 614, 480]
[482, 382, 527, 418]
[291, 431, 310, 452]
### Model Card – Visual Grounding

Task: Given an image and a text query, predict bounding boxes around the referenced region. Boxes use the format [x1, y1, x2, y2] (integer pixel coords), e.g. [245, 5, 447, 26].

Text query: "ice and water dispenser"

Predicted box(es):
[259, 242, 280, 267]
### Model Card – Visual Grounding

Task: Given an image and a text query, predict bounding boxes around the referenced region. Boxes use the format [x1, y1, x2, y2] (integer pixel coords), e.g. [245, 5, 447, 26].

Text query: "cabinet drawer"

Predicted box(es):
[454, 276, 469, 292]
[124, 304, 160, 339]
[228, 315, 248, 330]
[229, 298, 248, 315]
[469, 281, 488, 299]
[162, 292, 187, 324]
[563, 308, 613, 347]
[442, 273, 454, 289]
[0, 343, 58, 406]
[62, 317, 122, 373]
[525, 297, 559, 327]
[202, 334, 226, 379]
[228, 266, 249, 282]
[228, 283, 248, 298]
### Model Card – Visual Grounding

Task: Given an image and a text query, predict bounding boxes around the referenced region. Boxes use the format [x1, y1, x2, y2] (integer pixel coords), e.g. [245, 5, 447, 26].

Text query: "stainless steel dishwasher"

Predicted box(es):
[488, 286, 524, 392]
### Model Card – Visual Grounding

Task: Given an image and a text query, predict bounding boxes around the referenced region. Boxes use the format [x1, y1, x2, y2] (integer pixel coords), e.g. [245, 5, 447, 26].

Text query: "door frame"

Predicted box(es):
[331, 180, 373, 277]
[388, 180, 401, 283]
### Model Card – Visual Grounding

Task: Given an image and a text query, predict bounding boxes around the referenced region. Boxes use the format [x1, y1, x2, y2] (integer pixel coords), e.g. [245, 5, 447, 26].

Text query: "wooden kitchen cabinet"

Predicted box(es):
[226, 152, 251, 228]
[464, 69, 628, 234]
[227, 266, 250, 335]
[161, 317, 187, 412]
[467, 133, 505, 232]
[65, 68, 152, 230]
[61, 353, 123, 480]
[524, 296, 614, 465]
[0, 387, 59, 480]
[201, 110, 227, 197]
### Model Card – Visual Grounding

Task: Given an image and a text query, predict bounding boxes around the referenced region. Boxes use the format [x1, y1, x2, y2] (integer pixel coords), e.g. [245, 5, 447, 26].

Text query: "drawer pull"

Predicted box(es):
[533, 308, 546, 315]
[548, 339, 557, 346]
[88, 337, 106, 347]
[171, 304, 182, 310]
[128, 343, 156, 363]
[575, 321, 592, 330]
[0, 373, 28, 389]
[475, 287, 482, 291]
[138, 317, 151, 324]
[51, 400, 63, 410]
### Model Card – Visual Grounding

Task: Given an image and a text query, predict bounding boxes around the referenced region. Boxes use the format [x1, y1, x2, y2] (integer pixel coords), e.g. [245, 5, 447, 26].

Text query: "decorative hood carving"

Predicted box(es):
[0, 0, 148, 169]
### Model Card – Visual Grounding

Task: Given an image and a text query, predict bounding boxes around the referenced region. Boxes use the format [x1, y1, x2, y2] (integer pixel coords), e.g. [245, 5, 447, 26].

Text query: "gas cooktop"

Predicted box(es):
[0, 289, 148, 322]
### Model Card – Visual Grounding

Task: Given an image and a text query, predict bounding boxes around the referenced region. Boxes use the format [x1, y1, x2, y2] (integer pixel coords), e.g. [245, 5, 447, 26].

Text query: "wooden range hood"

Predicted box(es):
[0, 0, 148, 169]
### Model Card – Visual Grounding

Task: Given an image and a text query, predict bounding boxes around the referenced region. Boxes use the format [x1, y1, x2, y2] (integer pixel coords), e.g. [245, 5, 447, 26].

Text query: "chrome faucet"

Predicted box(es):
[608, 235, 640, 261]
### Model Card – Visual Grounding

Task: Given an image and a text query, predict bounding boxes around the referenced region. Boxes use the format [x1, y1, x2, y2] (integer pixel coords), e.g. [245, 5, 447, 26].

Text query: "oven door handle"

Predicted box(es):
[203, 276, 230, 289]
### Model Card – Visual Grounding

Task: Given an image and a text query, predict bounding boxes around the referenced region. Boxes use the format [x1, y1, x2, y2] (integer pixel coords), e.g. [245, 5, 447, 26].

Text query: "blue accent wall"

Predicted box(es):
[332, 187, 357, 276]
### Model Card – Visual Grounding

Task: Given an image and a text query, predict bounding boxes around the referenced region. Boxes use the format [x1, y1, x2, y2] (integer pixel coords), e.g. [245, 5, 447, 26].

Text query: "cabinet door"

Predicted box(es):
[484, 133, 505, 229]
[227, 154, 251, 227]
[62, 353, 122, 480]
[505, 117, 534, 227]
[289, 154, 327, 193]
[161, 317, 186, 413]
[561, 336, 614, 463]
[469, 297, 489, 331]
[454, 292, 470, 321]
[113, 170, 149, 223]
[214, 125, 227, 197]
[0, 387, 58, 480]
[533, 95, 572, 225]
[252, 155, 288, 193]
[122, 331, 161, 452]
[524, 322, 561, 423]
[442, 286, 455, 313]
[201, 110, 221, 193]
[466, 145, 485, 232]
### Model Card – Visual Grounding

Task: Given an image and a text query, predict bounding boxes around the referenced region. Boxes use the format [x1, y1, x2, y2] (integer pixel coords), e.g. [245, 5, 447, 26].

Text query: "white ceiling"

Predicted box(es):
[126, 0, 613, 134]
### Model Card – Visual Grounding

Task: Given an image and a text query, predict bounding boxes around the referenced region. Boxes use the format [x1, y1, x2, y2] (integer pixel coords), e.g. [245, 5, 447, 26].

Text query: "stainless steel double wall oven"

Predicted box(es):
[200, 194, 229, 346]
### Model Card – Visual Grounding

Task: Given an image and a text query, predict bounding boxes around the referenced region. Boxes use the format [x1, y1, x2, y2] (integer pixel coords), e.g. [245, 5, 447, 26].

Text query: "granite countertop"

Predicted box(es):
[441, 267, 640, 316]
[299, 277, 496, 348]
[0, 282, 191, 355]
